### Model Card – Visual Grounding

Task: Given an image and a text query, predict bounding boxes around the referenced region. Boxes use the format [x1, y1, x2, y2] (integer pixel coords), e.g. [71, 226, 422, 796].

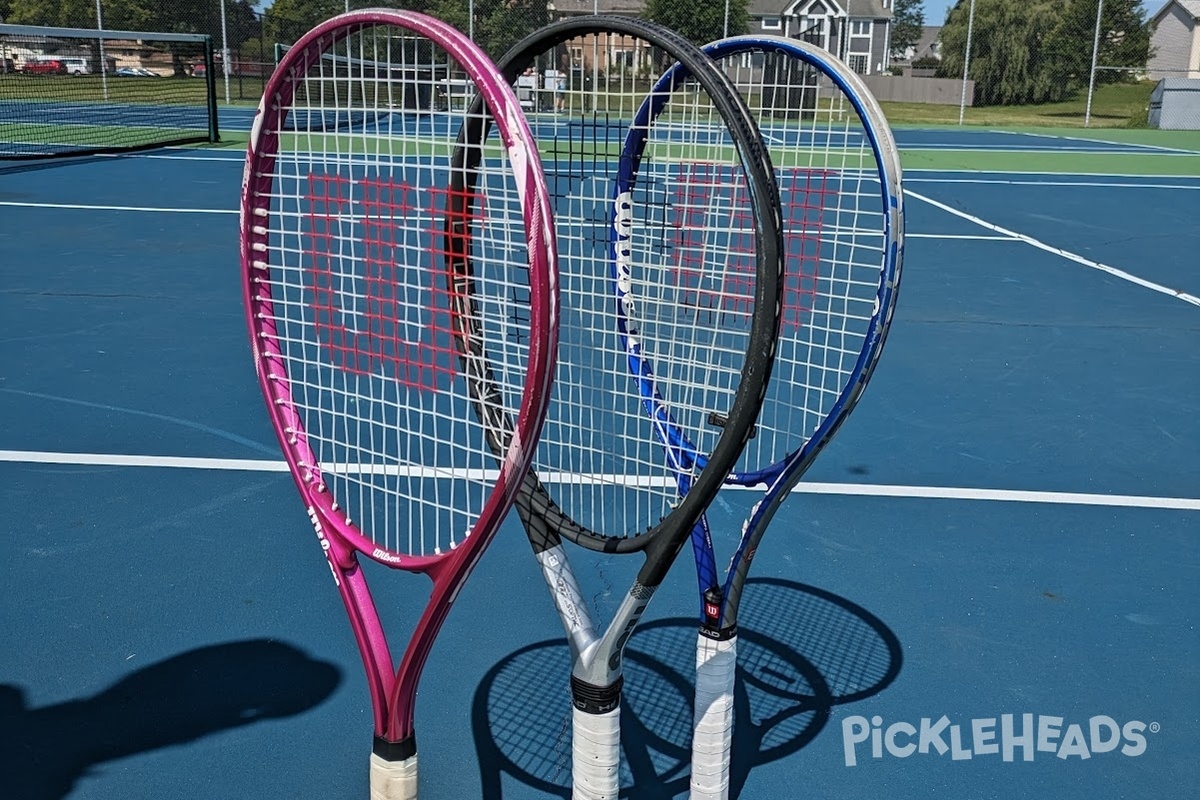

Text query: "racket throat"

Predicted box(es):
[701, 587, 737, 641]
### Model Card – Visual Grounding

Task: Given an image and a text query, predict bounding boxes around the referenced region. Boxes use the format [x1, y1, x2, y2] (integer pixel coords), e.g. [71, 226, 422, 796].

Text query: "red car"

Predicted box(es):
[23, 59, 66, 75]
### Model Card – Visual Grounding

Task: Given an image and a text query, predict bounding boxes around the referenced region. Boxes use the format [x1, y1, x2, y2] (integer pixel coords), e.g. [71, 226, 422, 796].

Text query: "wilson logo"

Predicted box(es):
[371, 548, 402, 564]
[842, 714, 1156, 767]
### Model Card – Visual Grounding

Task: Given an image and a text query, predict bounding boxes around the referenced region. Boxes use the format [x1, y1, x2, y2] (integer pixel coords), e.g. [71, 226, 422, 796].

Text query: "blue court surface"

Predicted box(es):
[1, 130, 1197, 800]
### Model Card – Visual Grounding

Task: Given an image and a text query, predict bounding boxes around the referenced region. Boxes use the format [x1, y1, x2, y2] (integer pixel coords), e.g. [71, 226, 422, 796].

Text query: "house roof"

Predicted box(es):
[915, 25, 941, 49]
[1151, 0, 1200, 22]
[552, 0, 895, 19]
[776, 0, 893, 19]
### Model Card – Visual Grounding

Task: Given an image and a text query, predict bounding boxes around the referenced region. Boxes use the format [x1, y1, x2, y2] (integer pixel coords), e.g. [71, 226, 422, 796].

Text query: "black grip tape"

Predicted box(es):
[570, 675, 623, 715]
[373, 734, 416, 762]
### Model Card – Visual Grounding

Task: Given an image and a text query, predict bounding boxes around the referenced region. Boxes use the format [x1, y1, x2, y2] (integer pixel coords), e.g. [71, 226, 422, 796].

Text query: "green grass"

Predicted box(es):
[0, 73, 212, 105]
[1, 122, 211, 154]
[880, 82, 1156, 129]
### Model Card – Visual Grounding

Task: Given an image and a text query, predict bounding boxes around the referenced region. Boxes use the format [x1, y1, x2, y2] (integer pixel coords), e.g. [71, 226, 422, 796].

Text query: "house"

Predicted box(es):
[1147, 0, 1200, 79]
[550, 0, 655, 74]
[895, 25, 942, 65]
[548, 0, 894, 76]
[747, 0, 895, 75]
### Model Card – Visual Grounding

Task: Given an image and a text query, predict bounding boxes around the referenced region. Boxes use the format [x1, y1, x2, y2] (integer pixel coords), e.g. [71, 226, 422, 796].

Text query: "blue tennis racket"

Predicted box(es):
[682, 36, 905, 800]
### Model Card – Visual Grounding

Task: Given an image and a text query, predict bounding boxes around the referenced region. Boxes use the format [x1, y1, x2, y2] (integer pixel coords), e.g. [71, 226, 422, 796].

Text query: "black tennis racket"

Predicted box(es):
[459, 16, 785, 799]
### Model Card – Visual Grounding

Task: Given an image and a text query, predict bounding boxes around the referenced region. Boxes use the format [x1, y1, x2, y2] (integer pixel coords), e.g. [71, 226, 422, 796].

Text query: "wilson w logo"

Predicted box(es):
[304, 172, 477, 390]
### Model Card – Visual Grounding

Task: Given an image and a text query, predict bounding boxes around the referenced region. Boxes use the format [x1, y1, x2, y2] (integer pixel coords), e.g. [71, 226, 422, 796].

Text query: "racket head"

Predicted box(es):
[694, 36, 905, 627]
[493, 16, 784, 558]
[710, 35, 903, 488]
[241, 9, 557, 570]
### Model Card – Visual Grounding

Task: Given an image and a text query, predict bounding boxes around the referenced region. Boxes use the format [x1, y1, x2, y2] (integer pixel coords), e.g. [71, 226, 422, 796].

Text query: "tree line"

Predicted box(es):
[2, 0, 929, 65]
[937, 0, 1152, 106]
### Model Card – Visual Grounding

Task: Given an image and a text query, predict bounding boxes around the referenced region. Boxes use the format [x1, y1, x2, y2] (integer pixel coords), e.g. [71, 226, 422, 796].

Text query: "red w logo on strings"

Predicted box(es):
[304, 173, 475, 391]
[672, 164, 832, 330]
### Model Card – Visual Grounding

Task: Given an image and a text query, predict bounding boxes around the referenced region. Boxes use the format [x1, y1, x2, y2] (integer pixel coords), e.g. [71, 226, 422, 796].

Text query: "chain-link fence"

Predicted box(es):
[2, 0, 1195, 129]
[936, 0, 1198, 130]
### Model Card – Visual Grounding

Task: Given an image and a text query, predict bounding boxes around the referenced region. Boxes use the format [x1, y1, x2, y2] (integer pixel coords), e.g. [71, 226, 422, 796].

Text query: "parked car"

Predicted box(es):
[115, 67, 159, 77]
[192, 62, 207, 78]
[22, 59, 66, 75]
[59, 56, 91, 75]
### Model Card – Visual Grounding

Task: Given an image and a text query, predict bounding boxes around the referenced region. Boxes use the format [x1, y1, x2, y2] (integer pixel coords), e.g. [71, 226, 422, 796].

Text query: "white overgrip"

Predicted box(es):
[572, 704, 621, 800]
[369, 751, 418, 800]
[690, 633, 737, 800]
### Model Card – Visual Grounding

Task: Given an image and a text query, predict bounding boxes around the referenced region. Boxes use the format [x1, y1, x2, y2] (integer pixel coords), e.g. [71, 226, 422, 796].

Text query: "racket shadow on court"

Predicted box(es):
[472, 578, 902, 798]
[0, 638, 341, 800]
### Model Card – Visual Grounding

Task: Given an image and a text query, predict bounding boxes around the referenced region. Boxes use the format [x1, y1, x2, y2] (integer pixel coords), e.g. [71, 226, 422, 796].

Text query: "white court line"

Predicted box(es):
[907, 189, 1200, 308]
[0, 198, 1015, 242]
[0, 200, 237, 215]
[902, 146, 1198, 157]
[907, 233, 1016, 241]
[1, 450, 1197, 511]
[906, 177, 1200, 190]
[990, 129, 1200, 155]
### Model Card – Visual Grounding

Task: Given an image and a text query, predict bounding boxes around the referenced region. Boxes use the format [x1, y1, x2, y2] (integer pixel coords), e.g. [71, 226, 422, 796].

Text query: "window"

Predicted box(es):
[848, 54, 868, 75]
[802, 15, 828, 48]
[850, 20, 871, 37]
[761, 17, 782, 30]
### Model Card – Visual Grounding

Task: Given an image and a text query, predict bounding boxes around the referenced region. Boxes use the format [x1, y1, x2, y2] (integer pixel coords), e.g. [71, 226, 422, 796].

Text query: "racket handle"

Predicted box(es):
[572, 703, 621, 800]
[690, 632, 737, 800]
[370, 740, 418, 800]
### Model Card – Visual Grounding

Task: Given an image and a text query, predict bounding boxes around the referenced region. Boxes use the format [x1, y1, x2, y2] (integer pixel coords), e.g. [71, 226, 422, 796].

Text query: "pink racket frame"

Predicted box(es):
[239, 9, 557, 745]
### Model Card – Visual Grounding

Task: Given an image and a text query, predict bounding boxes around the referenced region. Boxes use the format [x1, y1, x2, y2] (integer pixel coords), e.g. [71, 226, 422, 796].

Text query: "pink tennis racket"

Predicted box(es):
[240, 11, 557, 798]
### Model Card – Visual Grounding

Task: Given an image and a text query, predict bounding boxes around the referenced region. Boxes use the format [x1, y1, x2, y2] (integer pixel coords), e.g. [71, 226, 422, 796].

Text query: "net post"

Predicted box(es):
[204, 35, 221, 143]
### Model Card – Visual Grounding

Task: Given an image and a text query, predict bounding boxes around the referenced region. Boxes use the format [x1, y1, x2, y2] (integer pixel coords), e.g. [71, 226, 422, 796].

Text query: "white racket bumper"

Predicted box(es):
[691, 632, 737, 800]
[370, 750, 418, 800]
[572, 704, 621, 800]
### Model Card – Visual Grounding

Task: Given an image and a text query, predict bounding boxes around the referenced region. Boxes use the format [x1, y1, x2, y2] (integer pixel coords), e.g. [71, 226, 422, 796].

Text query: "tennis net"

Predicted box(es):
[0, 23, 219, 159]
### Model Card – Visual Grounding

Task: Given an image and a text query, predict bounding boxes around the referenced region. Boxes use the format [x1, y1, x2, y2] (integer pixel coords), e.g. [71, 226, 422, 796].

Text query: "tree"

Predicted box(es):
[642, 0, 748, 46]
[263, 0, 347, 45]
[890, 0, 924, 59]
[6, 0, 94, 27]
[1044, 0, 1151, 86]
[938, 0, 1075, 106]
[425, 0, 550, 60]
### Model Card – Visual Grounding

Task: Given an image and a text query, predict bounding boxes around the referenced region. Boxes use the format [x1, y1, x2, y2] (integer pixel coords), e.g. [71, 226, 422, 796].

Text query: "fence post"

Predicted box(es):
[1084, 0, 1104, 128]
[958, 0, 976, 125]
[94, 0, 109, 100]
[218, 0, 231, 105]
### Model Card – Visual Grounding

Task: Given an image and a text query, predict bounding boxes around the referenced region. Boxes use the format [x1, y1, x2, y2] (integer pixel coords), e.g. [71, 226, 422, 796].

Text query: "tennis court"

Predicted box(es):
[1, 121, 1197, 800]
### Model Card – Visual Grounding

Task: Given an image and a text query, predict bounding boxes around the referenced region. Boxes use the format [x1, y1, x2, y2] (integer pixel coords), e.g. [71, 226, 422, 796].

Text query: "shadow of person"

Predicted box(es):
[0, 638, 341, 800]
